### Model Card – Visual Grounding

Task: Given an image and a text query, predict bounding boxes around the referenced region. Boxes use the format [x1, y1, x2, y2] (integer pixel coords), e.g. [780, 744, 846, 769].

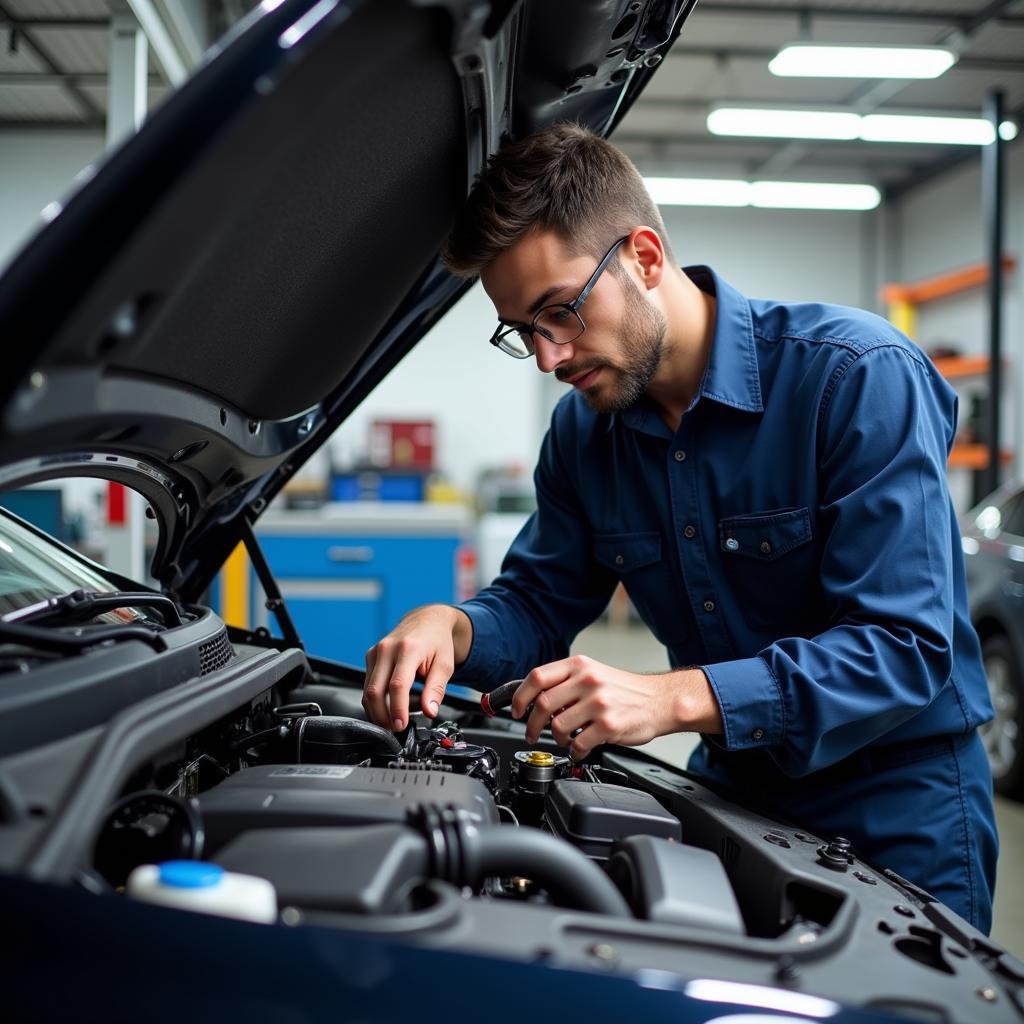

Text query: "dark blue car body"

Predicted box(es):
[0, 2, 1020, 1022]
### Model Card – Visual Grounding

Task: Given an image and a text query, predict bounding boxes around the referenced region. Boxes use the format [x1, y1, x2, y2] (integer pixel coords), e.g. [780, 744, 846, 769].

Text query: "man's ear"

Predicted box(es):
[627, 226, 665, 291]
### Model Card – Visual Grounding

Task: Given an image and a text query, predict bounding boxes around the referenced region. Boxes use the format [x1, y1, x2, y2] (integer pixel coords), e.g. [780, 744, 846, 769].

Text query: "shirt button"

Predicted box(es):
[614, 554, 624, 566]
[674, 450, 686, 462]
[760, 541, 772, 555]
[725, 537, 739, 551]
[703, 600, 715, 613]
[752, 728, 765, 741]
[684, 525, 696, 539]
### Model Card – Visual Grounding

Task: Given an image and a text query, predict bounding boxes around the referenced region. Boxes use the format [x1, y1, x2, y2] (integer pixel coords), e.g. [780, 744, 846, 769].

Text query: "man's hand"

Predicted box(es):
[511, 655, 723, 760]
[363, 605, 473, 731]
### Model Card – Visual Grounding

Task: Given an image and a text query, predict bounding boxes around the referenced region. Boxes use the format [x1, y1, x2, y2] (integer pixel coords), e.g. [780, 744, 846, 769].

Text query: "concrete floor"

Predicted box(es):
[570, 620, 1024, 955]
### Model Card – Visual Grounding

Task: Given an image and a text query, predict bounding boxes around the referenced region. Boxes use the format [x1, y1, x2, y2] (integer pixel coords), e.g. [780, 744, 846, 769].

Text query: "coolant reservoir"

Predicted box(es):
[126, 861, 277, 923]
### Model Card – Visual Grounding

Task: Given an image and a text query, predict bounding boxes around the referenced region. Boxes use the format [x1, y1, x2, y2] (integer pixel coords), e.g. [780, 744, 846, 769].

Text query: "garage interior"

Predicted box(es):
[1, 0, 1023, 961]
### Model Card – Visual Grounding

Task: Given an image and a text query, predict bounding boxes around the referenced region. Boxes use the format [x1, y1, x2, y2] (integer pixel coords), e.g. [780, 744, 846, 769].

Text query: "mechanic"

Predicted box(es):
[362, 122, 999, 933]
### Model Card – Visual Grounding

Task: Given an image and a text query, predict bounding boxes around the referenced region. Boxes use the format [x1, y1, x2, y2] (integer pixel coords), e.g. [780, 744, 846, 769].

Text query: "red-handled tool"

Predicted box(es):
[480, 678, 525, 718]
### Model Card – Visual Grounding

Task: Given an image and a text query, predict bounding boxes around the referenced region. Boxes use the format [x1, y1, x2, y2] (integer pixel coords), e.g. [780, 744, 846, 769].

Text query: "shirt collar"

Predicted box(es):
[620, 265, 763, 435]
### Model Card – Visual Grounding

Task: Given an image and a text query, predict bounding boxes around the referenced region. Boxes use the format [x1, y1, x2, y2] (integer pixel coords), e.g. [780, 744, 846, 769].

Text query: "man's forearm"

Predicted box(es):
[669, 667, 724, 735]
[448, 606, 474, 665]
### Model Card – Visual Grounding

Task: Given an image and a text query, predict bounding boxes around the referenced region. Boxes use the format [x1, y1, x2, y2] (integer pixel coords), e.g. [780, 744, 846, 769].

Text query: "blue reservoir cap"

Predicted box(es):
[158, 861, 224, 889]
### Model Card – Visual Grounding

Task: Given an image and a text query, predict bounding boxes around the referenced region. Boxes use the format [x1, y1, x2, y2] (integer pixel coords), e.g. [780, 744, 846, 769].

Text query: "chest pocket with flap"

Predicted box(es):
[718, 508, 817, 630]
[718, 507, 812, 561]
[594, 532, 662, 573]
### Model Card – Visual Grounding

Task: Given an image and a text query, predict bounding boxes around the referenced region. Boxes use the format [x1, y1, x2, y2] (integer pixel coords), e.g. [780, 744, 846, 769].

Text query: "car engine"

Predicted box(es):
[2, 626, 1022, 1023]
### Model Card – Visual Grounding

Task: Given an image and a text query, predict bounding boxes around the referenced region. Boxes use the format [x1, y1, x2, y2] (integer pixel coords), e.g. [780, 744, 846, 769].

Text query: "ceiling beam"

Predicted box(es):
[117, 0, 188, 85]
[883, 98, 1024, 199]
[0, 0, 104, 124]
[631, 96, 1013, 117]
[695, 1, 1024, 26]
[614, 128, 958, 149]
[0, 119, 102, 131]
[750, 0, 1021, 176]
[667, 44, 1024, 74]
[0, 15, 108, 28]
[0, 72, 164, 86]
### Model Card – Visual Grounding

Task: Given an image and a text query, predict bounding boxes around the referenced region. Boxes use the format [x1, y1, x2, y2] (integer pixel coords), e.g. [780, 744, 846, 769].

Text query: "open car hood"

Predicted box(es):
[0, 0, 695, 599]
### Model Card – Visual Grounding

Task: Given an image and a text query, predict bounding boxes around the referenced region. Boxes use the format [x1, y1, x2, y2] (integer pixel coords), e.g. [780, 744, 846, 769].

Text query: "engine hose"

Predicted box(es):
[472, 828, 631, 917]
[411, 805, 631, 918]
[296, 715, 402, 760]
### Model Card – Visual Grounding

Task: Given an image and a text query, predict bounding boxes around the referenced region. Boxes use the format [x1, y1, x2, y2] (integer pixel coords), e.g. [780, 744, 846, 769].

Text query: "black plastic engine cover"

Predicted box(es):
[199, 763, 498, 854]
[544, 780, 681, 860]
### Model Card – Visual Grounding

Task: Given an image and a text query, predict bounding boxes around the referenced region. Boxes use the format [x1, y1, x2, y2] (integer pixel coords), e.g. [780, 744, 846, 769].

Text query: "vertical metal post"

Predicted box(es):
[983, 89, 1004, 498]
[103, 7, 149, 580]
[107, 6, 149, 149]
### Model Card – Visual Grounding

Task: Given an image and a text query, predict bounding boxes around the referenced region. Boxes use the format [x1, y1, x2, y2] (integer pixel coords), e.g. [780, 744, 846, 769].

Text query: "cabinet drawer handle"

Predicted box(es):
[326, 545, 374, 563]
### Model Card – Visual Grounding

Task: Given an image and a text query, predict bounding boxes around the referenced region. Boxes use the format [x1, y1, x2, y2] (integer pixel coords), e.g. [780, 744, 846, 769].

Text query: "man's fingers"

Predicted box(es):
[363, 644, 394, 727]
[387, 644, 422, 731]
[512, 659, 573, 719]
[549, 701, 591, 748]
[524, 680, 578, 744]
[569, 723, 603, 762]
[421, 658, 452, 718]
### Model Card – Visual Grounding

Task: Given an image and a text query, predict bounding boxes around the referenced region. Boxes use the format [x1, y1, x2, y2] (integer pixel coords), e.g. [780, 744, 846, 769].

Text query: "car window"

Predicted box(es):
[0, 508, 147, 623]
[973, 491, 1024, 539]
[999, 492, 1024, 539]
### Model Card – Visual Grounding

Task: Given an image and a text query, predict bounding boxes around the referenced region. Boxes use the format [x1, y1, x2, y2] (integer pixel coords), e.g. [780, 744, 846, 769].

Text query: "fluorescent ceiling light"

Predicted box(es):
[863, 113, 1003, 145]
[707, 107, 859, 140]
[644, 176, 750, 206]
[708, 106, 1020, 146]
[770, 44, 956, 79]
[751, 181, 880, 210]
[643, 177, 880, 211]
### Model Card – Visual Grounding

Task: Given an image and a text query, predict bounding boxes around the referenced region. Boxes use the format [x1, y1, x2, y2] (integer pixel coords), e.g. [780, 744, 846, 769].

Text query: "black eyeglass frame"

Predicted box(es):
[488, 235, 630, 359]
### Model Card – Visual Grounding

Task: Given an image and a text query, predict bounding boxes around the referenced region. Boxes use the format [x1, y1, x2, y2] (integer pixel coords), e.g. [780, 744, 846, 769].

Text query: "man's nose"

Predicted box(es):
[534, 334, 573, 374]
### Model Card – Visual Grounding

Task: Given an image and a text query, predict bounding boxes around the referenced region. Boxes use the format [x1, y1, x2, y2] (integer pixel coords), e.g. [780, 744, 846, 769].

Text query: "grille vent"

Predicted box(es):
[363, 770, 446, 787]
[198, 630, 234, 675]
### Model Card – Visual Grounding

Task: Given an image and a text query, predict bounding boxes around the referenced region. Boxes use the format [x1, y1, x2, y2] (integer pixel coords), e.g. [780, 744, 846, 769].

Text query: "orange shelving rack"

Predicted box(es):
[882, 256, 1017, 473]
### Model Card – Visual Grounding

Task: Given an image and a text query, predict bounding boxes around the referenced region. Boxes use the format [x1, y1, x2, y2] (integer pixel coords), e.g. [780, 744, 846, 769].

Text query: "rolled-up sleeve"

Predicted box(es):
[452, 402, 618, 689]
[702, 344, 961, 775]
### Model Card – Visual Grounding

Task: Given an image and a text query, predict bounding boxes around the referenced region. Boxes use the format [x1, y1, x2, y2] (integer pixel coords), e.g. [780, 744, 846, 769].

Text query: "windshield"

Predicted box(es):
[0, 509, 149, 625]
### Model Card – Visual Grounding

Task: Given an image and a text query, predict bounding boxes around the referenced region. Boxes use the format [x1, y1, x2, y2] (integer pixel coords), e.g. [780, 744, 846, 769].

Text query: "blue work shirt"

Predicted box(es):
[453, 267, 999, 929]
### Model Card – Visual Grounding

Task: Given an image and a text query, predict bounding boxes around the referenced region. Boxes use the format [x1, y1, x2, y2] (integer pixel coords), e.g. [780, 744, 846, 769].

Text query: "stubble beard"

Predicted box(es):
[580, 273, 667, 415]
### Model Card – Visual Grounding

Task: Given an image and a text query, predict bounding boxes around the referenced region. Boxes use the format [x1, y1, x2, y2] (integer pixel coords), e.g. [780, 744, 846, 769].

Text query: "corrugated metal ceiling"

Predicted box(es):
[0, 0, 1021, 197]
[5, 0, 110, 17]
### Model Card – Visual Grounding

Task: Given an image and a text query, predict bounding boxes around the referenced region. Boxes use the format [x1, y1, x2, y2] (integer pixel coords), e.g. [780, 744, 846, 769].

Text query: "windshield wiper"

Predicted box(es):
[0, 619, 167, 654]
[1, 589, 184, 628]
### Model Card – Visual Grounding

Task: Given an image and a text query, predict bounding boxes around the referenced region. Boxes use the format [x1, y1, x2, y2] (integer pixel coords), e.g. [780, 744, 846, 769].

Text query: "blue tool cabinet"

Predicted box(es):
[250, 503, 472, 666]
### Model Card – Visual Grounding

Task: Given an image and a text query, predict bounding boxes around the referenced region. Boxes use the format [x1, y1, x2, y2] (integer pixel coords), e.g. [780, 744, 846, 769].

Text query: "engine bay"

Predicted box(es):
[2, 622, 1022, 1023]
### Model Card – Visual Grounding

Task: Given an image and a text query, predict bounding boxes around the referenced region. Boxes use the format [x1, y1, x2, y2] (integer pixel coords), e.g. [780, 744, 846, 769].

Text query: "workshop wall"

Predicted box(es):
[6, 130, 1019, 513]
[364, 202, 879, 489]
[659, 204, 877, 311]
[894, 141, 1024, 505]
[0, 131, 104, 272]
[537, 202, 881, 433]
[333, 282, 545, 496]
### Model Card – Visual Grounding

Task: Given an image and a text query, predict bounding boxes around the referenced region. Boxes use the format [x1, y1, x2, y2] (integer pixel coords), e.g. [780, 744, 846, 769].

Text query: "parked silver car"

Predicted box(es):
[961, 481, 1024, 798]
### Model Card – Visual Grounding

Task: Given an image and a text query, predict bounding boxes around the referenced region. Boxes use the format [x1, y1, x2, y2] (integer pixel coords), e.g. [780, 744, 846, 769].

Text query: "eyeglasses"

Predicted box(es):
[488, 236, 629, 359]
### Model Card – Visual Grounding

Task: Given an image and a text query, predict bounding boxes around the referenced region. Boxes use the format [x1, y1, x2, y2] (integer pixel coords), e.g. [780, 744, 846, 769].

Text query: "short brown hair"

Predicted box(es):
[441, 122, 674, 278]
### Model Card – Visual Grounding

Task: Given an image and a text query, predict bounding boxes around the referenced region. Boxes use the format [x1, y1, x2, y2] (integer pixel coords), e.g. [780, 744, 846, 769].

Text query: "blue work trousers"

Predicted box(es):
[690, 729, 999, 933]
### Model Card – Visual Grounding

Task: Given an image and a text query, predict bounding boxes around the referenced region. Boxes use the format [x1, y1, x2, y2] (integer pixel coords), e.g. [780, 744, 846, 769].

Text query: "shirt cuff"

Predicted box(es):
[700, 655, 786, 751]
[449, 600, 511, 687]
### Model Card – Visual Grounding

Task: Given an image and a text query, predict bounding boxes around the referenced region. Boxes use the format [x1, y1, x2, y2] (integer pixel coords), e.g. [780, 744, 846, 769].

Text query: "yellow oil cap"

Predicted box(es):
[525, 751, 555, 766]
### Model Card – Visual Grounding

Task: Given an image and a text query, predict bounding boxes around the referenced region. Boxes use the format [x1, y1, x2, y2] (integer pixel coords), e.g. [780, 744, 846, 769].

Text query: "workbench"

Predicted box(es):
[240, 502, 473, 666]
